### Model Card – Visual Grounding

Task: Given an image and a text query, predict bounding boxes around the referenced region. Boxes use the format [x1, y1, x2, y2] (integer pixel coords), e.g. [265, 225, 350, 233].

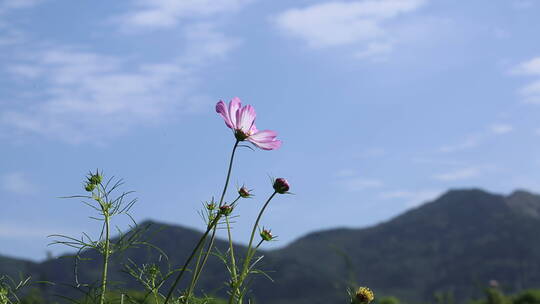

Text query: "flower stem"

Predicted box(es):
[99, 191, 111, 304]
[188, 195, 242, 300]
[163, 215, 221, 304]
[225, 215, 238, 281]
[229, 191, 277, 304]
[165, 140, 240, 304]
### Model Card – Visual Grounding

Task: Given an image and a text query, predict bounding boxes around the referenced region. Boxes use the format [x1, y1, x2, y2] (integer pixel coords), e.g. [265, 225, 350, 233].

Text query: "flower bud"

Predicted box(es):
[90, 173, 102, 185]
[219, 205, 233, 216]
[352, 287, 374, 304]
[238, 186, 251, 198]
[85, 183, 96, 192]
[86, 170, 103, 186]
[207, 202, 216, 210]
[260, 229, 274, 241]
[273, 178, 289, 194]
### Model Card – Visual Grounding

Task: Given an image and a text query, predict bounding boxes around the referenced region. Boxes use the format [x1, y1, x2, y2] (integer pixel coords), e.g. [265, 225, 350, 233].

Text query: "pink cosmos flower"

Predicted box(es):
[216, 97, 281, 150]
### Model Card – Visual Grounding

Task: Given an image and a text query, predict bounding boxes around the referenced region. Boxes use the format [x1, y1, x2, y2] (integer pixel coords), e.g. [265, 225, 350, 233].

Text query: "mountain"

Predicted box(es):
[260, 189, 540, 303]
[3, 189, 540, 304]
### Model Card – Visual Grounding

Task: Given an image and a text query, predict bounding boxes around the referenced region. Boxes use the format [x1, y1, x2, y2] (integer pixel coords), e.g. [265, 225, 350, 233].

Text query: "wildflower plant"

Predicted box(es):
[50, 171, 143, 304]
[0, 275, 32, 304]
[22, 96, 368, 304]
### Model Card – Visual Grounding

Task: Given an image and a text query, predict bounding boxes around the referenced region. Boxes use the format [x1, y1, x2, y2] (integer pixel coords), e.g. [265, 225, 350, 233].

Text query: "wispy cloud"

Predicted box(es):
[433, 167, 481, 181]
[439, 135, 479, 153]
[439, 123, 514, 153]
[1, 24, 238, 143]
[0, 0, 43, 13]
[115, 0, 252, 30]
[379, 189, 441, 207]
[511, 57, 540, 104]
[1, 172, 36, 195]
[512, 0, 536, 9]
[273, 0, 427, 59]
[489, 123, 514, 134]
[512, 57, 540, 75]
[335, 169, 357, 178]
[342, 178, 384, 191]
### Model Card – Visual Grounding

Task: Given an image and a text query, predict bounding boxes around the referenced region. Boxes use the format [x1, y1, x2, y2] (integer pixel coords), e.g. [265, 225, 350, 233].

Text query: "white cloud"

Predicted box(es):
[274, 0, 426, 58]
[433, 167, 481, 181]
[512, 57, 540, 104]
[116, 0, 251, 30]
[438, 123, 513, 153]
[489, 123, 514, 134]
[0, 0, 42, 12]
[512, 57, 540, 75]
[2, 49, 190, 143]
[379, 189, 441, 207]
[512, 0, 535, 9]
[343, 178, 383, 191]
[335, 169, 356, 177]
[518, 80, 540, 104]
[180, 22, 241, 64]
[439, 135, 479, 153]
[412, 157, 463, 166]
[2, 23, 238, 143]
[1, 172, 35, 195]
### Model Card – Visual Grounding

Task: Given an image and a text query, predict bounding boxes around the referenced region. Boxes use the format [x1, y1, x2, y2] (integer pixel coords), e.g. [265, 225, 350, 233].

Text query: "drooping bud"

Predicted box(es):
[260, 229, 274, 241]
[238, 186, 251, 198]
[273, 178, 290, 194]
[352, 287, 374, 304]
[219, 205, 233, 216]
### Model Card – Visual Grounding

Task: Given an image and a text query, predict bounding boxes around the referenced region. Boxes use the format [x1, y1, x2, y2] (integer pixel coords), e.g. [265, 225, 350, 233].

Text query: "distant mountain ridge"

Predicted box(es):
[3, 188, 540, 303]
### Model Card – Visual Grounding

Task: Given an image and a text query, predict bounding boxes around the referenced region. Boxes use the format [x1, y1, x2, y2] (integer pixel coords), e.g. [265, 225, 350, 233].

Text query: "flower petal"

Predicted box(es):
[249, 124, 258, 135]
[248, 130, 281, 150]
[248, 130, 277, 142]
[248, 138, 282, 150]
[229, 97, 241, 128]
[216, 100, 233, 129]
[236, 105, 256, 132]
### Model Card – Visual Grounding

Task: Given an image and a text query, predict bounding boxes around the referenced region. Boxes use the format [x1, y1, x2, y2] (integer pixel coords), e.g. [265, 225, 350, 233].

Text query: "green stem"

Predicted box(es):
[189, 195, 241, 296]
[165, 140, 240, 304]
[226, 215, 238, 282]
[163, 215, 221, 304]
[254, 239, 264, 251]
[219, 140, 240, 207]
[184, 237, 208, 303]
[99, 207, 110, 304]
[229, 191, 277, 304]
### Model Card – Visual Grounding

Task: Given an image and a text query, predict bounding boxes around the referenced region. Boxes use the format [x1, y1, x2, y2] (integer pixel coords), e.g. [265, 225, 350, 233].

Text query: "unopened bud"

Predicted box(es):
[85, 183, 96, 192]
[207, 202, 216, 210]
[86, 170, 103, 186]
[273, 178, 290, 194]
[219, 205, 233, 216]
[239, 186, 251, 198]
[260, 229, 274, 241]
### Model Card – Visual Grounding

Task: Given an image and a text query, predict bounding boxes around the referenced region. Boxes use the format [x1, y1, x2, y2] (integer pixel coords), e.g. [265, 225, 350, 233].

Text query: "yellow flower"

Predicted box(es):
[353, 287, 374, 304]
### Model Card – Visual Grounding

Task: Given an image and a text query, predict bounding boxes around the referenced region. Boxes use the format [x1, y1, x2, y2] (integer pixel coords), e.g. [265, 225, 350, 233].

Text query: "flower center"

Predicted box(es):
[234, 129, 249, 141]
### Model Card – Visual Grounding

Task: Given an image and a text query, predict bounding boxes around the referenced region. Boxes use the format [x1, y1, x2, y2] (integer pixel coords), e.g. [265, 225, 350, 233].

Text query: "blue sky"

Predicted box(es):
[1, 0, 540, 261]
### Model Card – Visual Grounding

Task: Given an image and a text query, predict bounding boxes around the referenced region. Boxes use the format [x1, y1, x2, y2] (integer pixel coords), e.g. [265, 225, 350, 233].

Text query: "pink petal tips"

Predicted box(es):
[216, 97, 281, 150]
